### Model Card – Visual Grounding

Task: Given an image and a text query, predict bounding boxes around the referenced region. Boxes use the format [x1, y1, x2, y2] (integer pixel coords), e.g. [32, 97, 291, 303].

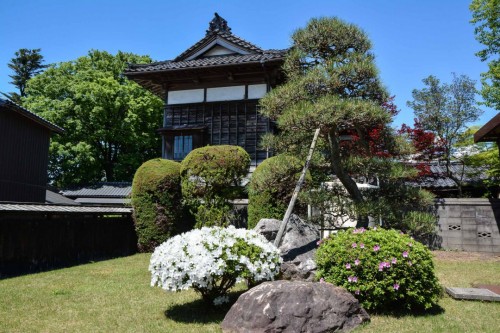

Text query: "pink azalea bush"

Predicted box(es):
[315, 227, 441, 311]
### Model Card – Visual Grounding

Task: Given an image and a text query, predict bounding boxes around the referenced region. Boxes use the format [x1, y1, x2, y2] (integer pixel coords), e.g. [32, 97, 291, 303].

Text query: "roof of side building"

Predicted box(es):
[0, 98, 64, 134]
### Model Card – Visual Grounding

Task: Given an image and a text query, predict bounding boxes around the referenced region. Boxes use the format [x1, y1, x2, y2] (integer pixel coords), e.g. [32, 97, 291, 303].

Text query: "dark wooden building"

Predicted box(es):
[475, 112, 500, 158]
[0, 98, 64, 203]
[125, 13, 286, 165]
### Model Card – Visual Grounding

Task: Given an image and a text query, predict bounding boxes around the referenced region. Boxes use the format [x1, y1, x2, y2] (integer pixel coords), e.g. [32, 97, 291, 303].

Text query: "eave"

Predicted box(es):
[474, 113, 500, 143]
[125, 58, 284, 99]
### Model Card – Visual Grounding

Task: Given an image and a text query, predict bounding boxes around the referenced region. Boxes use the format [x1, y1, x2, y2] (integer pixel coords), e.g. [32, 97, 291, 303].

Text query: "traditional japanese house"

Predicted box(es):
[124, 13, 287, 165]
[0, 98, 64, 203]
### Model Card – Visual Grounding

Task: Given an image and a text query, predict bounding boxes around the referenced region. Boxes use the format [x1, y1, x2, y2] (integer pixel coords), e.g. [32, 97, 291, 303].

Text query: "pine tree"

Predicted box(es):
[259, 17, 427, 228]
[2, 48, 46, 104]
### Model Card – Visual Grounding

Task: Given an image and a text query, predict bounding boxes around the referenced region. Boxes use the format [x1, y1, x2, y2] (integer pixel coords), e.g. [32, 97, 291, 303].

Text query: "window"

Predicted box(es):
[173, 135, 193, 160]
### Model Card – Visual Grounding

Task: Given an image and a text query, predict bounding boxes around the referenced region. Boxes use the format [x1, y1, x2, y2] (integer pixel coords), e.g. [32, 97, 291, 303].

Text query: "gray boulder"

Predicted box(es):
[221, 280, 369, 333]
[254, 214, 319, 281]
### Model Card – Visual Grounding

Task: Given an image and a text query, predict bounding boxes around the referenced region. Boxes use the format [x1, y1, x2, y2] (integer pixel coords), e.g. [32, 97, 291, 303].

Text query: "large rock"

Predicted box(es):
[221, 280, 369, 333]
[254, 214, 319, 281]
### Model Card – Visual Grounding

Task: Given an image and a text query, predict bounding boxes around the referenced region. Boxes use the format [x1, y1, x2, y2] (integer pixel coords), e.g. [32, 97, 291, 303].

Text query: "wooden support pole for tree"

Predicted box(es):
[274, 128, 321, 248]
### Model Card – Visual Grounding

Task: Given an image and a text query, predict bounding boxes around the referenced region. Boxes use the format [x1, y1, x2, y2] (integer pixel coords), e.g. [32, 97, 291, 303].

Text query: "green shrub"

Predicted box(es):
[180, 145, 250, 228]
[131, 158, 192, 252]
[316, 227, 441, 311]
[150, 226, 281, 305]
[402, 211, 438, 238]
[247, 154, 308, 229]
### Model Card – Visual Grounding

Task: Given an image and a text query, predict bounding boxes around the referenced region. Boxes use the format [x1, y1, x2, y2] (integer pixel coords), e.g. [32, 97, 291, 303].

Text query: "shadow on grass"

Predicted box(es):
[164, 289, 245, 324]
[370, 303, 445, 318]
[0, 253, 136, 280]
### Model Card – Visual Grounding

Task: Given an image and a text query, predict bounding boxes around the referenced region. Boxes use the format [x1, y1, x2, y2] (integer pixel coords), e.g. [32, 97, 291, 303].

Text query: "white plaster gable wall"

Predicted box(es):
[203, 45, 235, 56]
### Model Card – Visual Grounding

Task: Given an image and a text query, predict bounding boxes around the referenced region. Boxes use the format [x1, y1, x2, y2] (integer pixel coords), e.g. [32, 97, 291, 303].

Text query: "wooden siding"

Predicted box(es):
[0, 109, 51, 202]
[162, 100, 271, 164]
[0, 211, 136, 277]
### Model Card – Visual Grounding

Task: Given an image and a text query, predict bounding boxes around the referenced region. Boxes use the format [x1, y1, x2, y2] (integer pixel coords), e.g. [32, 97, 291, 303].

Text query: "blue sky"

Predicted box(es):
[0, 0, 496, 128]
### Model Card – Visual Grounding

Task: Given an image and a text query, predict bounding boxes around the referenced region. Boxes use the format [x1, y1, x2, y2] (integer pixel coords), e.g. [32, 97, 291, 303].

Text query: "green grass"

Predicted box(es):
[1, 253, 499, 333]
[355, 254, 500, 333]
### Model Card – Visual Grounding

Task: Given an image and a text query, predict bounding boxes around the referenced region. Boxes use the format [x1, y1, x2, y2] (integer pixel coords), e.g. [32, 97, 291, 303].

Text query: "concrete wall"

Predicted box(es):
[436, 198, 500, 253]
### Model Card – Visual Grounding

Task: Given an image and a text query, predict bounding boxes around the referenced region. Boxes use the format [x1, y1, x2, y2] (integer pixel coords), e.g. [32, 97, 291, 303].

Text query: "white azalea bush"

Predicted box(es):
[149, 226, 282, 305]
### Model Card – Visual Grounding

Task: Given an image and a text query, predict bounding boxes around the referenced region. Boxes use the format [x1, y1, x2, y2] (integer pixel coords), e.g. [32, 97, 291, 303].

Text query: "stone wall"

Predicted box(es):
[436, 198, 500, 253]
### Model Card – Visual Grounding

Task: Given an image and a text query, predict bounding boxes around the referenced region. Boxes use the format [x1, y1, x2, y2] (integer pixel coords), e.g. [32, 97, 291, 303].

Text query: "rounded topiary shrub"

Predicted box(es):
[247, 154, 307, 229]
[180, 145, 250, 228]
[316, 227, 441, 311]
[149, 226, 281, 305]
[131, 158, 192, 252]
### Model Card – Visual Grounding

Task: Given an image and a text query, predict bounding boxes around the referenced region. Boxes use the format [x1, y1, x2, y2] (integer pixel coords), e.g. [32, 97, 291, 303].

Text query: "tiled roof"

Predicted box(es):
[74, 198, 131, 205]
[174, 31, 263, 61]
[125, 13, 286, 75]
[407, 163, 487, 188]
[126, 49, 287, 74]
[46, 190, 80, 205]
[61, 182, 132, 198]
[0, 98, 64, 134]
[0, 203, 131, 214]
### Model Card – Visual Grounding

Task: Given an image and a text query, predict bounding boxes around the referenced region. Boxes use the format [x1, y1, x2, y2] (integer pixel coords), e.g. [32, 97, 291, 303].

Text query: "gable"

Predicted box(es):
[203, 45, 234, 57]
[186, 38, 251, 60]
[174, 13, 262, 61]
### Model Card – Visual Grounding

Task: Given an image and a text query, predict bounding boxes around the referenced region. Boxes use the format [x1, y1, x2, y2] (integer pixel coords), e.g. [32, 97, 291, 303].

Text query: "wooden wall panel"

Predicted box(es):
[162, 100, 271, 165]
[0, 110, 51, 202]
[0, 212, 136, 277]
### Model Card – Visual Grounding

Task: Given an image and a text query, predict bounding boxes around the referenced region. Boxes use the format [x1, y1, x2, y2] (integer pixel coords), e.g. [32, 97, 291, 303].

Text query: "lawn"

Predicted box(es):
[0, 252, 499, 333]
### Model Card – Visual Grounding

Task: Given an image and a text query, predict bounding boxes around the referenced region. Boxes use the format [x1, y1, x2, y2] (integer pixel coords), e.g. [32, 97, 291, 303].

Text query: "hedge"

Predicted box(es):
[131, 158, 192, 252]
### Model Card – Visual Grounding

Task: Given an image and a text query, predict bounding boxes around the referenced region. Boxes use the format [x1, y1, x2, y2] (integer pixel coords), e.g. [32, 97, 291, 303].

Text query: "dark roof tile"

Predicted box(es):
[61, 182, 132, 198]
[126, 49, 287, 74]
[407, 163, 487, 188]
[0, 98, 64, 134]
[46, 190, 80, 205]
[0, 203, 131, 213]
[174, 31, 263, 61]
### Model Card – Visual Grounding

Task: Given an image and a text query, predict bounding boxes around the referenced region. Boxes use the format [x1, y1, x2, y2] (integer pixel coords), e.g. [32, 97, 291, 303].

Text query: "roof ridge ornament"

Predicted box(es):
[206, 13, 231, 35]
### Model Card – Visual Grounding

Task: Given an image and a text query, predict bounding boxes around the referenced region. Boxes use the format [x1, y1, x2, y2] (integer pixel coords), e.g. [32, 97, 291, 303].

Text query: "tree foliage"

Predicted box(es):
[470, 0, 500, 110]
[180, 145, 250, 228]
[23, 50, 163, 187]
[247, 154, 308, 229]
[259, 17, 422, 228]
[407, 74, 482, 195]
[3, 48, 46, 104]
[454, 126, 500, 197]
[470, 0, 499, 61]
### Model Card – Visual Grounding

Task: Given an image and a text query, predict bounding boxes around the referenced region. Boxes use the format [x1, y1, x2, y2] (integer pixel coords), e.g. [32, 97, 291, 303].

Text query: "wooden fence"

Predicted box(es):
[0, 205, 136, 277]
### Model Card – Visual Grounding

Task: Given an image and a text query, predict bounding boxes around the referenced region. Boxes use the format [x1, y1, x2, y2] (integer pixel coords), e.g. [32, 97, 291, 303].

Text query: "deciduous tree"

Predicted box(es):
[407, 74, 482, 195]
[23, 50, 163, 187]
[470, 0, 500, 110]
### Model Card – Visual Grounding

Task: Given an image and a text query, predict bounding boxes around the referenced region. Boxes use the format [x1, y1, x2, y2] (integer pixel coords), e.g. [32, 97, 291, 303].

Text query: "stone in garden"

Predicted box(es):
[221, 280, 369, 333]
[254, 214, 320, 281]
[445, 287, 500, 302]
